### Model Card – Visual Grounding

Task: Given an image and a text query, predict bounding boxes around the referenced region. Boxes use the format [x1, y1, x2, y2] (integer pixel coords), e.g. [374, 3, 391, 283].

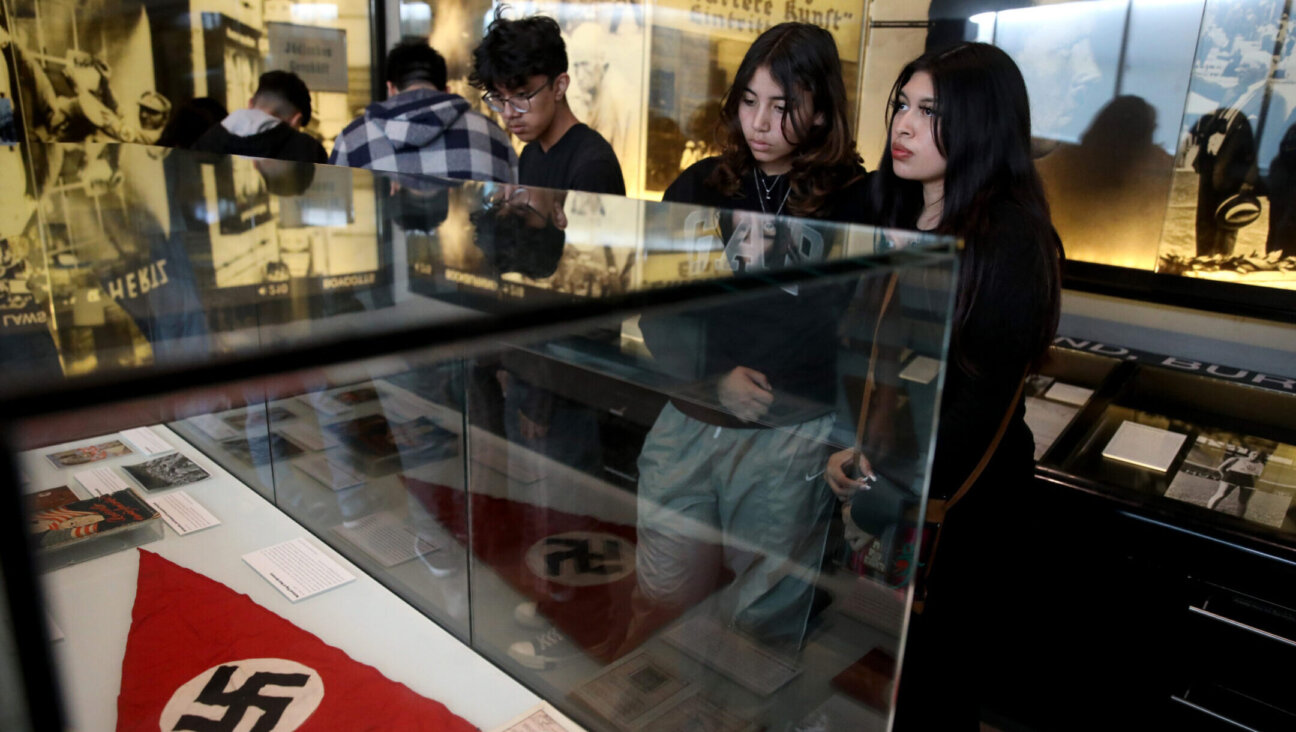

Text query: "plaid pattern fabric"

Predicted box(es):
[329, 88, 517, 183]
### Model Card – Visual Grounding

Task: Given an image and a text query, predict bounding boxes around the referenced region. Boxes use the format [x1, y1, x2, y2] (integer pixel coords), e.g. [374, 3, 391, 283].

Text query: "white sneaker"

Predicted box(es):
[513, 601, 548, 630]
[508, 626, 579, 670]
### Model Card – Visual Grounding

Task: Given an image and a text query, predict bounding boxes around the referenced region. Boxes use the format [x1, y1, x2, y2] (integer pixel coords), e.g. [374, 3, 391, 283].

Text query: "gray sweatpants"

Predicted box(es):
[635, 403, 835, 646]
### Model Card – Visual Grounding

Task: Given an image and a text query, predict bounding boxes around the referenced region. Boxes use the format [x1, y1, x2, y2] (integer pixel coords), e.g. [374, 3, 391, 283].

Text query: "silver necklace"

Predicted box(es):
[755, 168, 782, 200]
[754, 168, 791, 217]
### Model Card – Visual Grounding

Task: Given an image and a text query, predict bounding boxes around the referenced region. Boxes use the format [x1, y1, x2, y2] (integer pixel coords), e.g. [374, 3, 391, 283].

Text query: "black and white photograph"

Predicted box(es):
[222, 406, 297, 432]
[123, 452, 211, 491]
[1155, 0, 1296, 286]
[219, 433, 306, 467]
[1164, 431, 1296, 529]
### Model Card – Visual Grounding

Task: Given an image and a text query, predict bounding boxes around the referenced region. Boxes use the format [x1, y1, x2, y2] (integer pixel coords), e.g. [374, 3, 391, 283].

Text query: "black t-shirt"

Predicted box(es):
[518, 123, 625, 195]
[662, 157, 872, 223]
[646, 157, 872, 427]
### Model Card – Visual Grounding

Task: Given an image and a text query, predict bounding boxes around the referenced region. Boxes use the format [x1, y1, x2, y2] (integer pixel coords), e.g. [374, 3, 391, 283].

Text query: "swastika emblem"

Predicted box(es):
[524, 531, 635, 587]
[160, 658, 324, 732]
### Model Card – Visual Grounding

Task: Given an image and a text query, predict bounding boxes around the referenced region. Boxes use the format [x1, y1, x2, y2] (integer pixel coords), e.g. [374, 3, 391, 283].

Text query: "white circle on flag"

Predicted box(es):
[524, 531, 635, 587]
[159, 658, 324, 732]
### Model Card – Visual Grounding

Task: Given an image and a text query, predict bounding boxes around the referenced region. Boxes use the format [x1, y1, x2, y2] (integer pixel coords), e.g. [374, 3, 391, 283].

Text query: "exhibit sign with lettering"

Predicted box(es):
[653, 0, 862, 62]
[266, 22, 348, 94]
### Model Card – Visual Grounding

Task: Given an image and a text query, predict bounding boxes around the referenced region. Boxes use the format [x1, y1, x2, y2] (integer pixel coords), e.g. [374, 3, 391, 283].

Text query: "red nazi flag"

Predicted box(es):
[116, 550, 477, 731]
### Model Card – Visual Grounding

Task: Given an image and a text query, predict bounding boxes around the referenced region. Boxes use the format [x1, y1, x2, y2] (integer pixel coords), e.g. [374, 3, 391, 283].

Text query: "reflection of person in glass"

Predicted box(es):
[1265, 124, 1296, 257]
[1190, 108, 1259, 256]
[825, 44, 1062, 728]
[623, 23, 869, 656]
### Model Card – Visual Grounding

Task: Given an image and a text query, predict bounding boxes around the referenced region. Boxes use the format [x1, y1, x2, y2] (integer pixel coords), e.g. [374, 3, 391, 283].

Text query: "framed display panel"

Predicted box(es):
[0, 144, 958, 731]
[0, 0, 375, 155]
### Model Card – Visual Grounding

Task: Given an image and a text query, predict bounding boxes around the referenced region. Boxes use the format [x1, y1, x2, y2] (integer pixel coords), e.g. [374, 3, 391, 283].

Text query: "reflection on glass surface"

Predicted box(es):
[923, 0, 1296, 289]
[3, 143, 959, 732]
[0, 143, 954, 394]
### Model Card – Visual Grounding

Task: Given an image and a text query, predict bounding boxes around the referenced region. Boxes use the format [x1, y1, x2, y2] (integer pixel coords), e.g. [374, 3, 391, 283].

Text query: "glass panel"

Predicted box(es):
[0, 563, 34, 732]
[1, 144, 957, 730]
[463, 263, 955, 730]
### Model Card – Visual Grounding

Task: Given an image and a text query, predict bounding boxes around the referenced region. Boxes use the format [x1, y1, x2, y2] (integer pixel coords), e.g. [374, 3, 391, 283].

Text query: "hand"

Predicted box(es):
[825, 447, 875, 502]
[518, 410, 549, 441]
[717, 366, 773, 422]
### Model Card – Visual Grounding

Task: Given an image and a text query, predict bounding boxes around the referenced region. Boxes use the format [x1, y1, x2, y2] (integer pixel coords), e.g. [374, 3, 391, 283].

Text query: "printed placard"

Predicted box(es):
[331, 512, 438, 568]
[243, 538, 355, 602]
[276, 421, 341, 452]
[75, 466, 135, 496]
[898, 355, 940, 385]
[294, 454, 366, 491]
[187, 414, 240, 441]
[488, 701, 587, 732]
[1044, 382, 1094, 406]
[660, 614, 801, 695]
[147, 491, 221, 536]
[119, 427, 174, 456]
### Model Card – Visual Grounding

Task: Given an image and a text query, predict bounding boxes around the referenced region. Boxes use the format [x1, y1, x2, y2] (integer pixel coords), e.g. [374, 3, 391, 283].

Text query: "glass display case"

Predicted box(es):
[0, 143, 958, 731]
[1005, 342, 1296, 729]
[1030, 344, 1296, 553]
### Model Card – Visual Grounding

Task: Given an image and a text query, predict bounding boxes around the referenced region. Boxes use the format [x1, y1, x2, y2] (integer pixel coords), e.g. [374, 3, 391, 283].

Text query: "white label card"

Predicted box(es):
[275, 421, 340, 452]
[1044, 382, 1094, 406]
[378, 385, 435, 423]
[1102, 421, 1188, 473]
[661, 614, 801, 695]
[898, 355, 941, 384]
[300, 392, 350, 416]
[147, 491, 221, 535]
[294, 454, 366, 491]
[119, 427, 173, 456]
[331, 512, 438, 568]
[487, 701, 588, 732]
[75, 467, 134, 496]
[243, 538, 355, 602]
[188, 414, 240, 441]
[47, 612, 64, 643]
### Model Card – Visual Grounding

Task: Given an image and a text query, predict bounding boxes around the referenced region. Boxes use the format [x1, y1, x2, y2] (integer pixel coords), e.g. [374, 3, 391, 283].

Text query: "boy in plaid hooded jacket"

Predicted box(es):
[330, 39, 516, 183]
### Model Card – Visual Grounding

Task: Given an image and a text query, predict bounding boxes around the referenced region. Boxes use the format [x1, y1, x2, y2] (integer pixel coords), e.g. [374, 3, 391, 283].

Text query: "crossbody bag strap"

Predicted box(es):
[925, 374, 1026, 523]
[851, 273, 899, 465]
[912, 374, 1026, 614]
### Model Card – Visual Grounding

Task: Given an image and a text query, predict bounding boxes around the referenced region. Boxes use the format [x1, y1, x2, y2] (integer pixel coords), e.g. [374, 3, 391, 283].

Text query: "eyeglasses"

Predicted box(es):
[489, 187, 546, 219]
[482, 78, 553, 115]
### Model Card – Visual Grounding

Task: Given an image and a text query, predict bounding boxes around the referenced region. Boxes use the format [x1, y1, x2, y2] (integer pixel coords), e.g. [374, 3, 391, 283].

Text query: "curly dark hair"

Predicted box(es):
[708, 23, 863, 218]
[469, 8, 567, 92]
[385, 37, 448, 92]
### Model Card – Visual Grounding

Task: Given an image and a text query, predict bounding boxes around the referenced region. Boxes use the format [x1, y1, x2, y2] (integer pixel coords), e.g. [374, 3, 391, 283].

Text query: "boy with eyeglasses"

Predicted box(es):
[471, 12, 625, 195]
[330, 37, 516, 182]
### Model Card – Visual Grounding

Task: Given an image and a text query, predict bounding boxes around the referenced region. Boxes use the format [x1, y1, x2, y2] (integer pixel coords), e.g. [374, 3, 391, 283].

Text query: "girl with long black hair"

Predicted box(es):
[825, 42, 1064, 727]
